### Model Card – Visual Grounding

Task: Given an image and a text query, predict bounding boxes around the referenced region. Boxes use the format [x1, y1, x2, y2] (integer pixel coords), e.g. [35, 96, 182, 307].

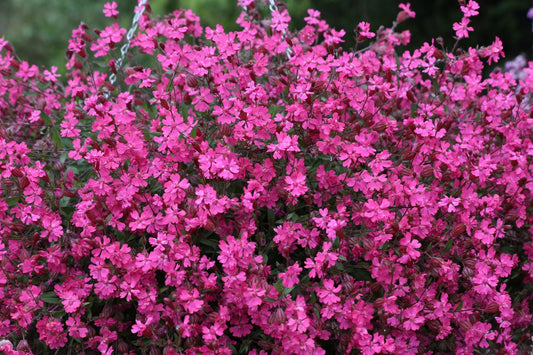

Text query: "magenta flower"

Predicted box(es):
[453, 17, 474, 38]
[103, 1, 119, 18]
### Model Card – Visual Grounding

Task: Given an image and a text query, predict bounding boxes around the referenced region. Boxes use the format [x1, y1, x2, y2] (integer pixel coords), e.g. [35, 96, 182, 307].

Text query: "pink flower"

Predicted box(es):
[399, 3, 416, 18]
[103, 1, 119, 18]
[486, 36, 504, 65]
[357, 22, 375, 40]
[178, 288, 204, 314]
[279, 262, 302, 288]
[285, 171, 308, 198]
[460, 1, 480, 17]
[316, 279, 341, 305]
[271, 9, 291, 32]
[465, 322, 496, 348]
[36, 316, 68, 349]
[267, 132, 300, 159]
[398, 235, 421, 263]
[453, 17, 474, 38]
[472, 262, 499, 294]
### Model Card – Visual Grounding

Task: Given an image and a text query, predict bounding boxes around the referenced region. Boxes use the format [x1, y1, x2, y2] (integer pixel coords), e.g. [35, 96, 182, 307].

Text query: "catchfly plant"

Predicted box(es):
[0, 0, 532, 353]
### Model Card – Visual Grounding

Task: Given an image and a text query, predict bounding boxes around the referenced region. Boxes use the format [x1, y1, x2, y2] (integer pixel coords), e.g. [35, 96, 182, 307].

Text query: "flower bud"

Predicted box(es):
[440, 171, 452, 182]
[430, 257, 445, 268]
[399, 166, 412, 177]
[403, 150, 416, 161]
[463, 258, 476, 269]
[406, 90, 417, 103]
[204, 218, 215, 231]
[458, 319, 472, 333]
[347, 236, 359, 249]
[373, 297, 385, 309]
[433, 49, 444, 59]
[396, 10, 409, 23]
[11, 167, 23, 178]
[452, 223, 466, 237]
[426, 319, 442, 333]
[149, 345, 162, 355]
[101, 304, 113, 318]
[485, 302, 499, 313]
[373, 121, 388, 132]
[186, 75, 198, 88]
[53, 160, 65, 171]
[504, 210, 518, 222]
[462, 266, 474, 279]
[268, 307, 286, 324]
[11, 222, 26, 234]
[3, 179, 14, 188]
[219, 124, 232, 137]
[420, 165, 434, 178]
[19, 176, 29, 190]
[341, 274, 355, 294]
[81, 33, 93, 43]
[86, 326, 97, 338]
[117, 340, 129, 353]
[362, 237, 375, 250]
[16, 339, 31, 352]
[369, 282, 382, 294]
[257, 340, 275, 351]
[163, 345, 177, 355]
[160, 99, 170, 110]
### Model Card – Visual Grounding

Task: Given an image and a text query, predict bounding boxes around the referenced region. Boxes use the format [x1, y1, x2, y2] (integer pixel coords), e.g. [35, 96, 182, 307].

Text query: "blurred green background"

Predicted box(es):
[0, 0, 531, 70]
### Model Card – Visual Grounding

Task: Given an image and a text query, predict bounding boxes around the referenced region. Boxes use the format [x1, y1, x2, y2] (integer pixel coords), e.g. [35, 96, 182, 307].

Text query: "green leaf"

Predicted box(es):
[273, 278, 284, 294]
[501, 245, 517, 255]
[198, 238, 218, 249]
[444, 238, 453, 253]
[283, 286, 294, 296]
[41, 291, 61, 304]
[454, 300, 463, 312]
[269, 105, 283, 117]
[310, 291, 317, 305]
[51, 129, 62, 149]
[42, 113, 53, 126]
[410, 102, 418, 117]
[394, 51, 401, 71]
[6, 196, 20, 208]
[313, 308, 321, 321]
[267, 208, 275, 226]
[190, 125, 197, 139]
[351, 268, 372, 281]
[286, 212, 298, 222]
[59, 196, 71, 208]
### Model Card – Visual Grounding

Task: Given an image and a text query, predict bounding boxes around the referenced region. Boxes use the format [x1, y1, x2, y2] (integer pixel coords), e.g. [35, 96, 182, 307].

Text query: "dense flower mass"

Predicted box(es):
[0, 0, 532, 353]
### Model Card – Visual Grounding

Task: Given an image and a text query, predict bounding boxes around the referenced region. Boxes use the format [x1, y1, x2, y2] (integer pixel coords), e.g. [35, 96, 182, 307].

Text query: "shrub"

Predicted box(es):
[0, 0, 532, 353]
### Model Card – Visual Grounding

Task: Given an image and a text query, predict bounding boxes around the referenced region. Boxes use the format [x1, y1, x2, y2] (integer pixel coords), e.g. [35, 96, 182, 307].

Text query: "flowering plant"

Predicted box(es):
[0, 0, 532, 354]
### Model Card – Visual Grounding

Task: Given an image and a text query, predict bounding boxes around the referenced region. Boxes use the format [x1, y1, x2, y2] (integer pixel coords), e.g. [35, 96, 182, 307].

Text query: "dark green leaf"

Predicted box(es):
[41, 291, 61, 304]
[6, 196, 20, 208]
[444, 238, 453, 253]
[51, 129, 62, 149]
[273, 278, 284, 294]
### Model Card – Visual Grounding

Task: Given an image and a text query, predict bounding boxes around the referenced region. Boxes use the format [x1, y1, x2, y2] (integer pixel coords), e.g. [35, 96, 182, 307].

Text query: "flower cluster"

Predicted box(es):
[0, 0, 532, 353]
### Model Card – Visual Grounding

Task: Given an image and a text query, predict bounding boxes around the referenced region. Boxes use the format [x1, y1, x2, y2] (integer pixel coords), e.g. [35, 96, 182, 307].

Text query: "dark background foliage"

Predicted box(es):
[0, 0, 531, 70]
